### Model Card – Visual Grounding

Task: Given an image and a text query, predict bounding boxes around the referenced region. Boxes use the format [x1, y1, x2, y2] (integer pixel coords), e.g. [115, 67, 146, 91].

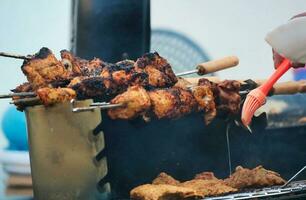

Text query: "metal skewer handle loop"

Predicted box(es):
[71, 99, 124, 113]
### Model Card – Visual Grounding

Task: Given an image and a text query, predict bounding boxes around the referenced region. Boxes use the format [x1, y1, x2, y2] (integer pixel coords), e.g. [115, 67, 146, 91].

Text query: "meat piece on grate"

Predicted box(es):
[224, 165, 286, 189]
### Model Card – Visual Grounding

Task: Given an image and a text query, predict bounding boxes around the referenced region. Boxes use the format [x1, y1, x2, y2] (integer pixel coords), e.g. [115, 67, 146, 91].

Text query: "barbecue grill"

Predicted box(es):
[23, 97, 306, 200]
[97, 109, 306, 199]
[0, 1, 305, 199]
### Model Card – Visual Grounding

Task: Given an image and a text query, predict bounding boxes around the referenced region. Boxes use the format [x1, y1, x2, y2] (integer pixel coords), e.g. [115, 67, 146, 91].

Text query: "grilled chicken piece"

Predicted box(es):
[192, 85, 216, 124]
[148, 89, 180, 119]
[174, 77, 192, 90]
[152, 172, 237, 197]
[224, 166, 286, 189]
[149, 88, 197, 119]
[11, 82, 33, 93]
[107, 86, 151, 120]
[108, 87, 196, 120]
[66, 60, 146, 101]
[100, 62, 148, 90]
[194, 172, 218, 181]
[178, 88, 197, 116]
[11, 82, 35, 110]
[69, 74, 141, 101]
[67, 76, 87, 88]
[69, 76, 109, 101]
[21, 48, 72, 90]
[135, 52, 177, 88]
[130, 184, 202, 200]
[60, 50, 105, 76]
[152, 173, 180, 186]
[198, 78, 241, 120]
[131, 172, 236, 200]
[36, 87, 76, 106]
[215, 80, 241, 117]
[180, 179, 237, 197]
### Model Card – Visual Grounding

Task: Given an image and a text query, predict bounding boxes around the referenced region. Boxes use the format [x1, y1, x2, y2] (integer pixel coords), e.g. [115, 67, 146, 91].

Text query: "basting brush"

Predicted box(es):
[241, 16, 306, 126]
[241, 58, 292, 126]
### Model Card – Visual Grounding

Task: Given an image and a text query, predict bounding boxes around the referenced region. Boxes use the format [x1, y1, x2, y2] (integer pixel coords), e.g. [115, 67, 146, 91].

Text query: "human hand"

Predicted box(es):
[273, 12, 306, 69]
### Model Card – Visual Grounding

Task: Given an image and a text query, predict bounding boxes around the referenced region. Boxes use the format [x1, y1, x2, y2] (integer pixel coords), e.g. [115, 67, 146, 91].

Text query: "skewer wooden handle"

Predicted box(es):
[196, 56, 239, 75]
[272, 80, 306, 95]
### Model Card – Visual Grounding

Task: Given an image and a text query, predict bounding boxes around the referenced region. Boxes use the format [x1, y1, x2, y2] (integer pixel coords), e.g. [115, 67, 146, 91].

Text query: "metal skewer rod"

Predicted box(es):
[72, 103, 124, 113]
[0, 92, 36, 99]
[0, 52, 31, 60]
[238, 90, 250, 95]
[90, 102, 112, 106]
[9, 97, 40, 105]
[282, 165, 306, 188]
[225, 123, 232, 176]
[176, 70, 198, 77]
[186, 84, 248, 95]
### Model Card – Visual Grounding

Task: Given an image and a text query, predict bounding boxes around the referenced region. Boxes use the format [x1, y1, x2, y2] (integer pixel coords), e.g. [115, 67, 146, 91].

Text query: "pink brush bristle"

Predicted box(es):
[241, 58, 292, 126]
[241, 88, 266, 126]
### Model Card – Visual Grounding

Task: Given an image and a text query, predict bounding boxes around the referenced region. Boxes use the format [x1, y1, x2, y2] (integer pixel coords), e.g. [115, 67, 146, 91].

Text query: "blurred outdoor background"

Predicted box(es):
[0, 0, 305, 158]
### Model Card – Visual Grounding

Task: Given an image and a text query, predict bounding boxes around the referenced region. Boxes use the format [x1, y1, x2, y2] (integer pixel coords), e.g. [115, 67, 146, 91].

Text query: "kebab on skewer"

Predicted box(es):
[1, 47, 245, 123]
[12, 48, 180, 102]
[107, 78, 241, 124]
[4, 47, 239, 100]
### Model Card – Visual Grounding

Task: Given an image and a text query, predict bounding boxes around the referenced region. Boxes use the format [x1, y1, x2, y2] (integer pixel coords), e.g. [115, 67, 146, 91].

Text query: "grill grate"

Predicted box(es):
[205, 180, 306, 200]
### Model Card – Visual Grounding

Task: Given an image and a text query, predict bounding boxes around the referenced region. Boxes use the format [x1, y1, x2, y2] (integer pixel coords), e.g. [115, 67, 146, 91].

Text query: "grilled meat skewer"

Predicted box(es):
[10, 88, 76, 107]
[107, 78, 241, 124]
[69, 53, 178, 101]
[108, 86, 200, 121]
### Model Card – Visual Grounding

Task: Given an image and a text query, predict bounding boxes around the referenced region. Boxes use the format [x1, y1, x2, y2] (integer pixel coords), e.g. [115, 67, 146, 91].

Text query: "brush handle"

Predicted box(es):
[259, 58, 292, 95]
[196, 56, 239, 75]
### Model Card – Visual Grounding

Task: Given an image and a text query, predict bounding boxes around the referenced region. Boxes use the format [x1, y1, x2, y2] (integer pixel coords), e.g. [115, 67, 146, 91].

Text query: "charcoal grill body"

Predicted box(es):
[25, 100, 109, 200]
[100, 113, 306, 199]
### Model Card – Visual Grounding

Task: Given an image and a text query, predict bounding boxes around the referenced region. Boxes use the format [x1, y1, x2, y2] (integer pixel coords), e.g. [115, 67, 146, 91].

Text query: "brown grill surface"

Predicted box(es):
[205, 180, 306, 200]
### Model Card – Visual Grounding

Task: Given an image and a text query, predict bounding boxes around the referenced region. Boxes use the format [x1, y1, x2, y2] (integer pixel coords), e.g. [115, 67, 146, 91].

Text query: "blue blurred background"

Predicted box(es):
[1, 106, 28, 151]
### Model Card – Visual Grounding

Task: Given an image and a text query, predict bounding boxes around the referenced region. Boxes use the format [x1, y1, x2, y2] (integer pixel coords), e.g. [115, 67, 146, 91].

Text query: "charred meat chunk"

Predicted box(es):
[100, 62, 148, 90]
[11, 82, 33, 93]
[107, 86, 151, 120]
[36, 87, 76, 106]
[216, 80, 241, 117]
[192, 85, 216, 124]
[60, 50, 105, 76]
[224, 166, 286, 189]
[135, 52, 177, 88]
[21, 48, 71, 90]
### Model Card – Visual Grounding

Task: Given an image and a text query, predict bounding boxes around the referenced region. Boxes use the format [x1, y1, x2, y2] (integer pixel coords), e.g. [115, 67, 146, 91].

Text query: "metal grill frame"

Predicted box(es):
[205, 181, 306, 200]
